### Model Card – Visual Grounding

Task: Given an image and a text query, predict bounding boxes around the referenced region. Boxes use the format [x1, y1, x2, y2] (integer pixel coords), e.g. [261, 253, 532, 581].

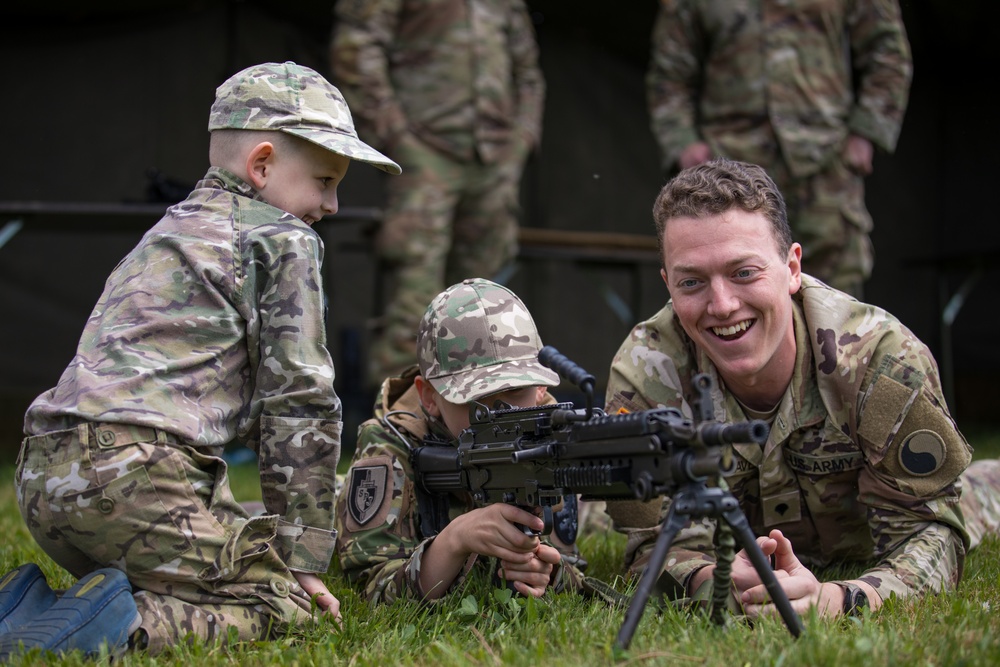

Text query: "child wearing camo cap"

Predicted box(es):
[334, 278, 591, 603]
[0, 61, 399, 659]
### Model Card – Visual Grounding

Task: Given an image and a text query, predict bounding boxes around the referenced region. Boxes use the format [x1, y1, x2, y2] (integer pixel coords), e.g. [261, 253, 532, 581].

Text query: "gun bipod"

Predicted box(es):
[614, 481, 804, 649]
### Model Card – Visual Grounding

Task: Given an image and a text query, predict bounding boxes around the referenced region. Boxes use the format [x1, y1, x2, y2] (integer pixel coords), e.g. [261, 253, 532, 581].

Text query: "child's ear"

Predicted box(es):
[245, 142, 275, 189]
[414, 375, 442, 418]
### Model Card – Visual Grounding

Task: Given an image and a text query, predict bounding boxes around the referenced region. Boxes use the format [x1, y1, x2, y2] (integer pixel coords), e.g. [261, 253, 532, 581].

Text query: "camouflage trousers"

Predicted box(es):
[960, 458, 1000, 549]
[768, 156, 873, 300]
[369, 136, 524, 383]
[15, 423, 316, 653]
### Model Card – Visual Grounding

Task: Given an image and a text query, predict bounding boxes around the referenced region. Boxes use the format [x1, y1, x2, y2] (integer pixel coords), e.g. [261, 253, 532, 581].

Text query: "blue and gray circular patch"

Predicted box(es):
[898, 430, 946, 477]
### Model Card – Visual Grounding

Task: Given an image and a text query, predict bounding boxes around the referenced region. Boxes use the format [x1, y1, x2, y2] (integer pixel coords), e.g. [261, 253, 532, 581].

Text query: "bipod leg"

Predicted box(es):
[720, 505, 804, 637]
[710, 520, 735, 626]
[614, 500, 690, 651]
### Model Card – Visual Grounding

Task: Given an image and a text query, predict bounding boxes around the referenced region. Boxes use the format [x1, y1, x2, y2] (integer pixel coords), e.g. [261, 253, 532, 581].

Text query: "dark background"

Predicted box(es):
[1, 1, 997, 460]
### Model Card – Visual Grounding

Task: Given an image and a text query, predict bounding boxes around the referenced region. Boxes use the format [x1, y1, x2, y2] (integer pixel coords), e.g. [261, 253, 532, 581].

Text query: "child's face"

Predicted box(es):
[435, 385, 548, 438]
[258, 139, 352, 225]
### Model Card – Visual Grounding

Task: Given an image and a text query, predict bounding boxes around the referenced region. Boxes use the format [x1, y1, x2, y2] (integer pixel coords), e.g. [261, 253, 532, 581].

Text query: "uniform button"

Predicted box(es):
[97, 497, 115, 514]
[270, 579, 290, 597]
[97, 430, 116, 446]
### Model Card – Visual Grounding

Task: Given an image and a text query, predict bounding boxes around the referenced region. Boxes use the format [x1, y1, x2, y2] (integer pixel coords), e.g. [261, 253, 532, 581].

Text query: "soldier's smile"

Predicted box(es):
[712, 318, 755, 341]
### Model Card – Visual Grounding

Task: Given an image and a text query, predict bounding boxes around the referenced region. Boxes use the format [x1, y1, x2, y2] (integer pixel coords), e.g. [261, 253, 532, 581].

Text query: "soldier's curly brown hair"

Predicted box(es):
[652, 158, 792, 259]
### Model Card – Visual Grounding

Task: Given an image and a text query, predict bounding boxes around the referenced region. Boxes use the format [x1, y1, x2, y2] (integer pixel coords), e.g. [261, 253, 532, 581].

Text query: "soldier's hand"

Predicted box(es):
[739, 529, 838, 619]
[728, 531, 780, 596]
[843, 134, 874, 175]
[679, 141, 712, 169]
[499, 543, 561, 597]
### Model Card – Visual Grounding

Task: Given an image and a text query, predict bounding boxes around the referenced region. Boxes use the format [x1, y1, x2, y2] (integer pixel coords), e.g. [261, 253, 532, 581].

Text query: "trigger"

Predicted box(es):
[542, 505, 553, 535]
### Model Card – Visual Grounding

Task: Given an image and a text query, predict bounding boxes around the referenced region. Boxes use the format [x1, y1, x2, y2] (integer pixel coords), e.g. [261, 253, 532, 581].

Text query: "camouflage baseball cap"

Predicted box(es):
[418, 279, 559, 404]
[208, 61, 401, 175]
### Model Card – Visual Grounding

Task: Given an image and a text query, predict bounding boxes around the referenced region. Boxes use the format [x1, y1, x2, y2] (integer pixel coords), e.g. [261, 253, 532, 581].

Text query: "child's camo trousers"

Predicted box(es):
[16, 422, 319, 652]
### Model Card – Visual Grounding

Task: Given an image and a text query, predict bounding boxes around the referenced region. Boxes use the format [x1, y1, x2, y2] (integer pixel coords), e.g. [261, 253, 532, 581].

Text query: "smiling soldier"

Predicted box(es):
[604, 158, 1000, 621]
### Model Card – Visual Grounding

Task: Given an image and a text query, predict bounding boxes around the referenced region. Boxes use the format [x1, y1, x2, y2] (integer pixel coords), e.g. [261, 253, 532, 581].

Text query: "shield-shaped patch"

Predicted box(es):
[348, 465, 388, 525]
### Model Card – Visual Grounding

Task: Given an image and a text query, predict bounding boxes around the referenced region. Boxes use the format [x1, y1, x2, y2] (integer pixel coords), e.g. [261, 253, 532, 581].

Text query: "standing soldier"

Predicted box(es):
[331, 0, 546, 383]
[646, 0, 913, 298]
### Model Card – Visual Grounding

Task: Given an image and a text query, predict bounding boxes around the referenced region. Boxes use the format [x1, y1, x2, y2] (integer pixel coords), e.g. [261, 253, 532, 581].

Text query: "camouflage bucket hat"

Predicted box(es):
[208, 61, 401, 175]
[418, 279, 559, 404]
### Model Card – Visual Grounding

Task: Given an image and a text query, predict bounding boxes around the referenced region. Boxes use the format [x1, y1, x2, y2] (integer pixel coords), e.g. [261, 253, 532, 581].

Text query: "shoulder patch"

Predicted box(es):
[348, 463, 389, 526]
[878, 396, 971, 497]
[898, 430, 946, 476]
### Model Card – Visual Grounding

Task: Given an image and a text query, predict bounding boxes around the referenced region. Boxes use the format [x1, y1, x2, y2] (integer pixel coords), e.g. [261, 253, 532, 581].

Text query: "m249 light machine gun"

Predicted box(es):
[412, 346, 804, 648]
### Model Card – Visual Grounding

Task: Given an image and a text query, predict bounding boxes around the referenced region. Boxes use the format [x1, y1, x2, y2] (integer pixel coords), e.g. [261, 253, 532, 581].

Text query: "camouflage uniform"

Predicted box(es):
[647, 0, 913, 297]
[14, 62, 400, 653]
[335, 372, 584, 602]
[605, 276, 1000, 603]
[331, 0, 545, 382]
[335, 278, 587, 603]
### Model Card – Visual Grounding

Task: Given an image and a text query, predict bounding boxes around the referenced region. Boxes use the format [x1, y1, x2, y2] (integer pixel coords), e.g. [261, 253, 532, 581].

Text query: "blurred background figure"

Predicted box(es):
[331, 0, 545, 385]
[646, 0, 912, 299]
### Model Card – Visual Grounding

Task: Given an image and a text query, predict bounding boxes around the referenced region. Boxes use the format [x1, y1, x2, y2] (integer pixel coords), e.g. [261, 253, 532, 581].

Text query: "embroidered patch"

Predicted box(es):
[898, 430, 946, 477]
[785, 452, 864, 476]
[348, 465, 388, 526]
[762, 489, 802, 526]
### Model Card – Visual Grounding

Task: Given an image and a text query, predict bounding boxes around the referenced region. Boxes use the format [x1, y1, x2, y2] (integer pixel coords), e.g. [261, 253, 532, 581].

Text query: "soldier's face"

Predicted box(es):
[660, 209, 802, 407]
[256, 139, 351, 225]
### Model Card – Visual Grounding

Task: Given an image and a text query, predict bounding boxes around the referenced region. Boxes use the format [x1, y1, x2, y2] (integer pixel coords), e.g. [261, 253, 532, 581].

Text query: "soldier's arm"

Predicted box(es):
[852, 346, 971, 602]
[604, 319, 716, 596]
[331, 0, 408, 152]
[646, 0, 705, 171]
[845, 0, 913, 153]
[507, 0, 545, 151]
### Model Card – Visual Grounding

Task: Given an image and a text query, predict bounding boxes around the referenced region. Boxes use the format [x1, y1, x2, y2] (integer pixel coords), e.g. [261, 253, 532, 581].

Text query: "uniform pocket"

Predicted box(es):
[62, 464, 193, 570]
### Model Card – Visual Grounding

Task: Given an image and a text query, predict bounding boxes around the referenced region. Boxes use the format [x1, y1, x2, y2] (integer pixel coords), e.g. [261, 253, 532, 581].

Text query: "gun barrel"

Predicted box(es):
[696, 419, 769, 446]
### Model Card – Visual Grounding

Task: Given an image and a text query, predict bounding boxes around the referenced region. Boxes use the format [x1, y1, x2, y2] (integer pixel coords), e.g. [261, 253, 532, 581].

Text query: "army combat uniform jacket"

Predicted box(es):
[647, 0, 913, 177]
[605, 276, 971, 603]
[331, 0, 547, 381]
[331, 0, 545, 164]
[18, 168, 342, 649]
[335, 370, 575, 603]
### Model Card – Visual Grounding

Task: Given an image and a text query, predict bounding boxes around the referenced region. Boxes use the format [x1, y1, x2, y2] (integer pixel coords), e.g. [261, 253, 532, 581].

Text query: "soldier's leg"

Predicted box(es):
[959, 459, 1000, 550]
[370, 138, 462, 383]
[448, 158, 520, 284]
[786, 158, 873, 299]
[17, 425, 316, 653]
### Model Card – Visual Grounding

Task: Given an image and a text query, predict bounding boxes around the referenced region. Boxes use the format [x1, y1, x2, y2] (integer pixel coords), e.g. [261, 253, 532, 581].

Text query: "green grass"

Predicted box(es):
[2, 428, 1000, 666]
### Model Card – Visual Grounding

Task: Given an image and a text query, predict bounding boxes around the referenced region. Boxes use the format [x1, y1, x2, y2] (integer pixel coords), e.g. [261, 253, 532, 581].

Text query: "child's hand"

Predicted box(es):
[418, 504, 547, 600]
[292, 571, 342, 624]
[499, 543, 561, 597]
[449, 504, 543, 563]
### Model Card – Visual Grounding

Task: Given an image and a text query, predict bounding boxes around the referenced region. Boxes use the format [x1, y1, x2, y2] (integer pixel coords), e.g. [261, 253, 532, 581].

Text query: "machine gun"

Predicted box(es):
[411, 346, 803, 648]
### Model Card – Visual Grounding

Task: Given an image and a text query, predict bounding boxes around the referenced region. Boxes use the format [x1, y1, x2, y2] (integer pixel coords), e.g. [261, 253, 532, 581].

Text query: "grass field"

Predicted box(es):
[1, 425, 999, 666]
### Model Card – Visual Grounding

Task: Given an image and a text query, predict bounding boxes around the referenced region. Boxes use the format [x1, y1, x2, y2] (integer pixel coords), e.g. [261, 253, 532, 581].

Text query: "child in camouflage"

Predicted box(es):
[0, 61, 399, 659]
[334, 278, 596, 604]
